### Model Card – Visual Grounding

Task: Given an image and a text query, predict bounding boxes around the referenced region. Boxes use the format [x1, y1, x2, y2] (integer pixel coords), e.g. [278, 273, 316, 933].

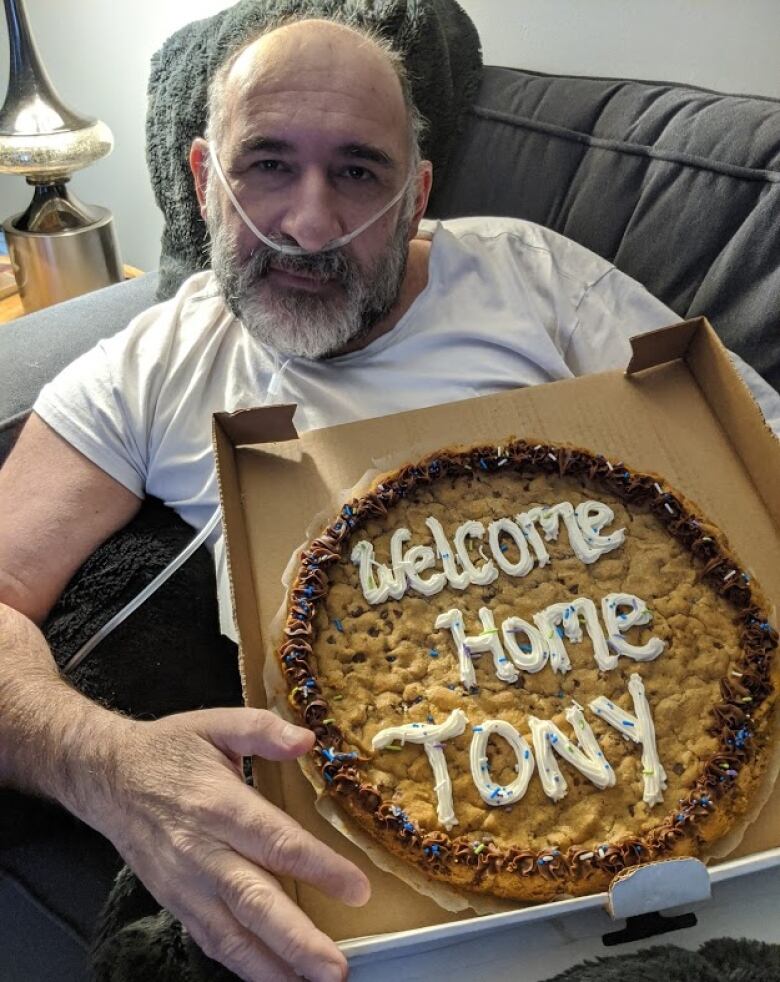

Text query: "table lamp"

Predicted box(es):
[0, 0, 122, 314]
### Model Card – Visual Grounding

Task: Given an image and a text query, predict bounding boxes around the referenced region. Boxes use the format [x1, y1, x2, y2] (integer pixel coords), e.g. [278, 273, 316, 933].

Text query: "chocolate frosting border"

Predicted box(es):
[277, 441, 778, 887]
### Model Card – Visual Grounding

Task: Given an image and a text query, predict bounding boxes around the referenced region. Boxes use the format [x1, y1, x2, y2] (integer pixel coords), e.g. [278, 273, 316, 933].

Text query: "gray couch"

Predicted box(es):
[0, 64, 778, 980]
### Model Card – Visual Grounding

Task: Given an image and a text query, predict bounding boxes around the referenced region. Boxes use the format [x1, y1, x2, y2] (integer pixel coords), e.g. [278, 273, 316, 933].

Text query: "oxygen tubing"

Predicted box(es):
[62, 505, 222, 675]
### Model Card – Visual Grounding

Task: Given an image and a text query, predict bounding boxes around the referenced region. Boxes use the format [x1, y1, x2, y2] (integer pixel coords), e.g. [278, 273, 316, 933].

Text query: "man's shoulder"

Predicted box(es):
[108, 271, 235, 364]
[424, 216, 614, 287]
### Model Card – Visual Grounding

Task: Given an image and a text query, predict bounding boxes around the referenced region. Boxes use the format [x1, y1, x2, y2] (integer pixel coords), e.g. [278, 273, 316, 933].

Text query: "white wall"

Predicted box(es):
[0, 0, 777, 271]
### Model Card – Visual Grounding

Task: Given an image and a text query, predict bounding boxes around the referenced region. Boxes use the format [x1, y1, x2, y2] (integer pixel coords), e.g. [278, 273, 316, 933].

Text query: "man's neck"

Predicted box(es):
[331, 236, 432, 357]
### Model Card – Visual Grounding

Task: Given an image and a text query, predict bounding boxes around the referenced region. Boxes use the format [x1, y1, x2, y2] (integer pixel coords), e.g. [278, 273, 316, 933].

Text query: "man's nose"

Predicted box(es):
[278, 169, 344, 253]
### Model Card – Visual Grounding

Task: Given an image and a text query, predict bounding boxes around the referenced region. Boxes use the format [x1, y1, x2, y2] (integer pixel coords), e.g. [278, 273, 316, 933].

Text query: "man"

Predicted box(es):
[0, 17, 777, 982]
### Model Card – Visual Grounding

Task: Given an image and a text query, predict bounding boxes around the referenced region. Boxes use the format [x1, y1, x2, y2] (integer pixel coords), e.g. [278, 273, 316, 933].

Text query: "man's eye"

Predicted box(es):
[343, 165, 374, 181]
[253, 160, 286, 172]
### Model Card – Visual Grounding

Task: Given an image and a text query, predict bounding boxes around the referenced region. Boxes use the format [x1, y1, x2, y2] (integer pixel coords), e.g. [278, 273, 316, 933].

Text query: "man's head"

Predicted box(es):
[190, 18, 432, 360]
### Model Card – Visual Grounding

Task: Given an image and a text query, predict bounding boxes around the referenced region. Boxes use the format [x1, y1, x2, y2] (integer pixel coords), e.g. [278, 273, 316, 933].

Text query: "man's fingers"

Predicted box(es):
[189, 707, 315, 760]
[223, 783, 371, 907]
[215, 851, 348, 982]
[182, 896, 299, 982]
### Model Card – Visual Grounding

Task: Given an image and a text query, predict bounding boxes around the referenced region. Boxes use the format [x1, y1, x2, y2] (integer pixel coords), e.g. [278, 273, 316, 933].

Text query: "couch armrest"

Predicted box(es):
[0, 273, 159, 464]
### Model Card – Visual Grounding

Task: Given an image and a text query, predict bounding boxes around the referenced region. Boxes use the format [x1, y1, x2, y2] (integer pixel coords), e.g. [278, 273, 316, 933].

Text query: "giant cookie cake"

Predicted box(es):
[278, 441, 778, 900]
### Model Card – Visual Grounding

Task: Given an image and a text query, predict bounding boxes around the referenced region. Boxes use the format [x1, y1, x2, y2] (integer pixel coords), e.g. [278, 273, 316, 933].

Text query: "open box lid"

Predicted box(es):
[213, 318, 780, 941]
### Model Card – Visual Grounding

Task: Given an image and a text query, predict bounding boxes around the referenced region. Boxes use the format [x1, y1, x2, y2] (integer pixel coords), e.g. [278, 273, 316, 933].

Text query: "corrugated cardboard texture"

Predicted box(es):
[217, 321, 780, 941]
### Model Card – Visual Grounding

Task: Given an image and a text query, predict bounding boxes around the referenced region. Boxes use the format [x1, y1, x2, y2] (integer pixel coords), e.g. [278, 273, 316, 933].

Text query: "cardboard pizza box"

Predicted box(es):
[212, 317, 780, 953]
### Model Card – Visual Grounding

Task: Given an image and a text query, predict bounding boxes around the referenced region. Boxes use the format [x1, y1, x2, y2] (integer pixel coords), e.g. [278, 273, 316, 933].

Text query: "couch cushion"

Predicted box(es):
[0, 273, 159, 464]
[428, 67, 780, 390]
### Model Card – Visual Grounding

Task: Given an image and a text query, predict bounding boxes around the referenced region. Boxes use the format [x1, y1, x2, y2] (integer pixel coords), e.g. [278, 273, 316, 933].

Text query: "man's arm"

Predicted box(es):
[0, 414, 368, 982]
[0, 413, 143, 623]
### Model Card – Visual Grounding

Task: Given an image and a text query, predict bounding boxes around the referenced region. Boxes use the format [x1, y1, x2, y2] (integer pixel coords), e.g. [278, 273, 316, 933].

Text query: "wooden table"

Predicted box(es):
[0, 265, 143, 324]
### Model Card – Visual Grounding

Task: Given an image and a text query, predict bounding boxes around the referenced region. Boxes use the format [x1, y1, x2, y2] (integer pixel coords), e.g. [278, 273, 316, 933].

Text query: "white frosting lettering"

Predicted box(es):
[575, 501, 626, 554]
[515, 510, 551, 567]
[453, 521, 498, 586]
[529, 702, 615, 801]
[533, 598, 612, 674]
[501, 617, 548, 673]
[487, 517, 534, 577]
[590, 673, 667, 805]
[435, 607, 518, 687]
[425, 517, 470, 590]
[602, 593, 665, 662]
[371, 709, 468, 829]
[469, 719, 535, 806]
[350, 499, 625, 605]
[402, 544, 447, 597]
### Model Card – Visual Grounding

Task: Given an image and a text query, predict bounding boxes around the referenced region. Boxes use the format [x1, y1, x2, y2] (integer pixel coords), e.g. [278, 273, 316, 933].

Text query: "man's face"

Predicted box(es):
[204, 24, 420, 360]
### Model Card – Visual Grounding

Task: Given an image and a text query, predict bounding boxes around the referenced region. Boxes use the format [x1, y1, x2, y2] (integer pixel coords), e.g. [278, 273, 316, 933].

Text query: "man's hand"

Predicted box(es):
[98, 707, 370, 982]
[0, 418, 369, 979]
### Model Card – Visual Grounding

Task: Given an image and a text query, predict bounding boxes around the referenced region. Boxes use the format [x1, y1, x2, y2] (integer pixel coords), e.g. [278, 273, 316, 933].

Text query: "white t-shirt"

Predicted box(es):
[34, 217, 779, 636]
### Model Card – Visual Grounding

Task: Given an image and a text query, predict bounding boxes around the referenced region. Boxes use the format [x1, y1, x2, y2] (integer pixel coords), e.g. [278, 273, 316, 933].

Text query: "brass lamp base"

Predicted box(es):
[4, 205, 123, 313]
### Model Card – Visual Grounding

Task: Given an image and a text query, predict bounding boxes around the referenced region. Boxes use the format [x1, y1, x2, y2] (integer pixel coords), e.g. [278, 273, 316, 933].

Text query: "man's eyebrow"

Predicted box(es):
[337, 143, 396, 169]
[236, 136, 295, 155]
[234, 137, 397, 168]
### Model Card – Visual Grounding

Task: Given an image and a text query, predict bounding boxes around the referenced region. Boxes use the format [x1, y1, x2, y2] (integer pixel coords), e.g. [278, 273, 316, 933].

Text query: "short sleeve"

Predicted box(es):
[34, 331, 148, 497]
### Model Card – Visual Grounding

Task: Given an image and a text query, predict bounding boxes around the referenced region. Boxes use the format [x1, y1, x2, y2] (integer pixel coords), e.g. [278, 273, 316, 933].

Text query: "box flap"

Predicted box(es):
[607, 859, 710, 919]
[687, 321, 780, 530]
[626, 318, 703, 374]
[627, 317, 780, 530]
[214, 404, 300, 446]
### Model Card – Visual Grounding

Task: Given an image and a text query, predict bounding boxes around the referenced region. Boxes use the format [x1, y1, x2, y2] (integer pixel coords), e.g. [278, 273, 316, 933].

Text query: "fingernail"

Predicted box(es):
[319, 962, 346, 982]
[346, 875, 371, 906]
[281, 721, 309, 747]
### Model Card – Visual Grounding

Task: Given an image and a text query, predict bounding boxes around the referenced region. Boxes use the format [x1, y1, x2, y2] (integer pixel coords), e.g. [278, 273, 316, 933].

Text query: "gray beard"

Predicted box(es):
[207, 198, 412, 361]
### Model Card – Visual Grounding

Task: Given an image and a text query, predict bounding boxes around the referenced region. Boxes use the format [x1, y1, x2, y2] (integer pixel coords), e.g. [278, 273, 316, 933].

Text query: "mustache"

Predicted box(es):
[244, 243, 356, 285]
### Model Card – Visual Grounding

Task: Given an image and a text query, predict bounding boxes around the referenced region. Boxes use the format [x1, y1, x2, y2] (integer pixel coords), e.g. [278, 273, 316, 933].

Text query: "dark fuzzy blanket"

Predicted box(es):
[0, 498, 241, 895]
[543, 938, 780, 981]
[92, 861, 780, 982]
[146, 0, 483, 300]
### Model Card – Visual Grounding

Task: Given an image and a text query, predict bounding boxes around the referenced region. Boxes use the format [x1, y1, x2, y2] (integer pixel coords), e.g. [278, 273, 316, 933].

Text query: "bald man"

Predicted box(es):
[1, 17, 777, 982]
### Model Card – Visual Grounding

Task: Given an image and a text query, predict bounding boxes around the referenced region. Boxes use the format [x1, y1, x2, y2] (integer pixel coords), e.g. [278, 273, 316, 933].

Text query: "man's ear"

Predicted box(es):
[189, 137, 210, 219]
[408, 160, 433, 240]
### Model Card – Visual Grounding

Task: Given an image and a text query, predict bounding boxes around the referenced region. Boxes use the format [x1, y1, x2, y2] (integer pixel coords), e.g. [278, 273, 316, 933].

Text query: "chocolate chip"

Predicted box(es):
[673, 763, 684, 776]
[713, 641, 723, 650]
[380, 610, 390, 621]
[326, 636, 336, 645]
[572, 678, 580, 688]
[385, 655, 396, 663]
[368, 627, 380, 638]
[628, 804, 635, 817]
[351, 653, 366, 664]
[569, 584, 580, 595]
[393, 609, 403, 618]
[350, 606, 365, 617]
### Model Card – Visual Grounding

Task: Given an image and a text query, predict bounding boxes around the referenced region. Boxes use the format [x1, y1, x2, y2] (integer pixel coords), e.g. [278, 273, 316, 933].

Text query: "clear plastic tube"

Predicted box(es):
[208, 142, 412, 256]
[62, 505, 222, 675]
